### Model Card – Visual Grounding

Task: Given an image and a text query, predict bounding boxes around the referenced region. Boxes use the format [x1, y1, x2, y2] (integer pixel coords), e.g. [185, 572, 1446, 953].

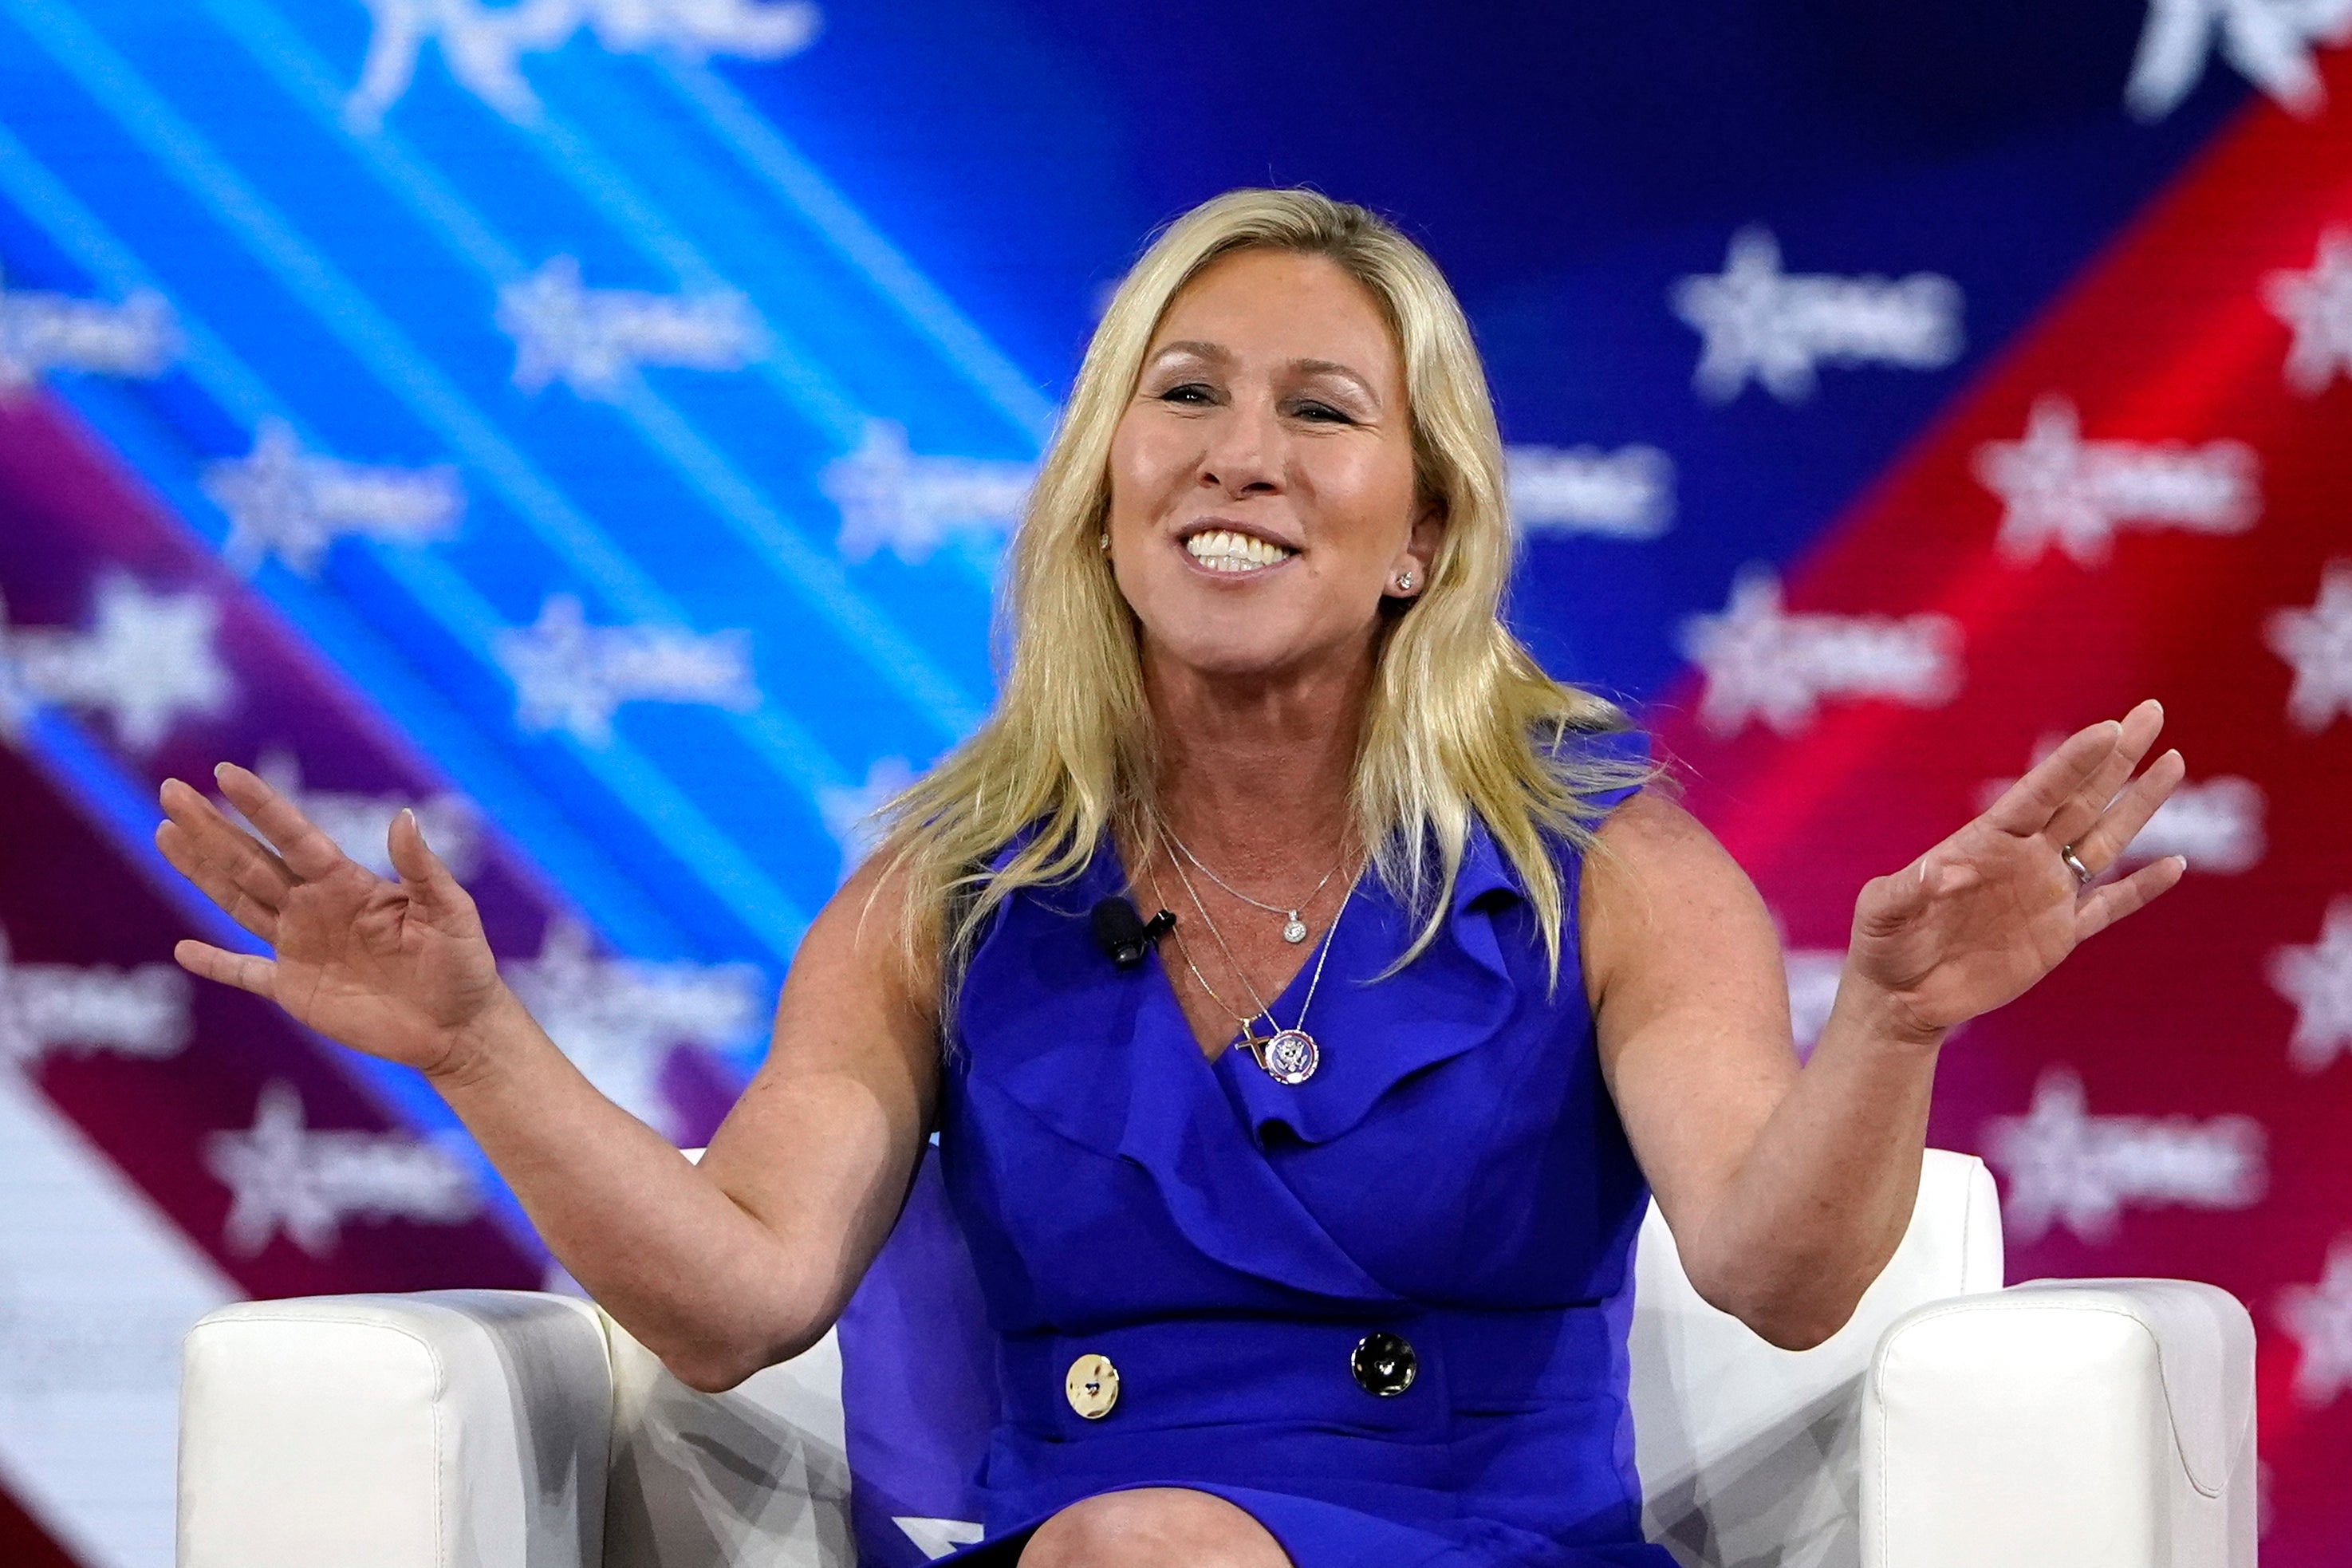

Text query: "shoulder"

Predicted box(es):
[792, 848, 943, 1030]
[1582, 790, 1755, 922]
[1578, 791, 1776, 1006]
[1588, 787, 1714, 864]
[1445, 723, 1654, 924]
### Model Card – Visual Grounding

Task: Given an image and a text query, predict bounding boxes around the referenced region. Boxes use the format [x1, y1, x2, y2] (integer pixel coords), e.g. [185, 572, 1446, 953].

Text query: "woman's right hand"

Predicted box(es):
[156, 762, 511, 1081]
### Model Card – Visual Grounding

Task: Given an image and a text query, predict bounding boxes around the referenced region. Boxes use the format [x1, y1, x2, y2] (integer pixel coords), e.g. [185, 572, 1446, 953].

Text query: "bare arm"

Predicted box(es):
[158, 764, 936, 1392]
[1589, 703, 2185, 1349]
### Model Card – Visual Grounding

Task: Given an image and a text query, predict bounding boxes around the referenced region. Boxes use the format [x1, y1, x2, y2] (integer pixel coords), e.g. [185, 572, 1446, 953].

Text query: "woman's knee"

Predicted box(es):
[1017, 1487, 1290, 1568]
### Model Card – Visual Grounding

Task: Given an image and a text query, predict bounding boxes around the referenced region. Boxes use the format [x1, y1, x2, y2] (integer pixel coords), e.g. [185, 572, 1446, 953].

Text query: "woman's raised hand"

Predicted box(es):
[156, 762, 510, 1079]
[1843, 699, 2188, 1042]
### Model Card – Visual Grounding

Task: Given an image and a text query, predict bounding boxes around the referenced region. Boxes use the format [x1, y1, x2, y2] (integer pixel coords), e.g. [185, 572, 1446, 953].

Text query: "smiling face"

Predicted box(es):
[1105, 247, 1436, 685]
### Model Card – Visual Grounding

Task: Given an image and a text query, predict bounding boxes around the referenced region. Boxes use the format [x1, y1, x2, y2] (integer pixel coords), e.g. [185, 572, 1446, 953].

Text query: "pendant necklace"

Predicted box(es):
[1160, 821, 1340, 944]
[1160, 843, 1355, 1086]
[1146, 865, 1282, 1060]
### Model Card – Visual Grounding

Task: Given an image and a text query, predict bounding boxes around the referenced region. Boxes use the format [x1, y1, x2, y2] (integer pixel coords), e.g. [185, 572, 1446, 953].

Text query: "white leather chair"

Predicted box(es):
[177, 1150, 2255, 1568]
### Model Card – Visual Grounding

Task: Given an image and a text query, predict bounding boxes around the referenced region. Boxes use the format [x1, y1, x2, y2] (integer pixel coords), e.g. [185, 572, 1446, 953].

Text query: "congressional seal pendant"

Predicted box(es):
[1256, 1027, 1320, 1085]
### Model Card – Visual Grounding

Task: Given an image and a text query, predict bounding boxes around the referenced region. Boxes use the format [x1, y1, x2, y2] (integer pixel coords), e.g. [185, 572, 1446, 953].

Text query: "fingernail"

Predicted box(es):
[212, 762, 229, 780]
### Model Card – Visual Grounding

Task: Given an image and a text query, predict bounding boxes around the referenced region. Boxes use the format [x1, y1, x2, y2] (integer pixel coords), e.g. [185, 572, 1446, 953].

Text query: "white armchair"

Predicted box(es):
[177, 1150, 2255, 1568]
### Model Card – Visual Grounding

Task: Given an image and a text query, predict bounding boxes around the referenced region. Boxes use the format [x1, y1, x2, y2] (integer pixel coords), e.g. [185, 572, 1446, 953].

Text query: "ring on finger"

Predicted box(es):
[2059, 843, 2095, 885]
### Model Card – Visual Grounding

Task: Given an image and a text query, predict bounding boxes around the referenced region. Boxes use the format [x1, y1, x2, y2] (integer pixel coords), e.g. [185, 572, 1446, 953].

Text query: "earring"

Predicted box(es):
[1395, 570, 1416, 593]
[1097, 532, 1110, 554]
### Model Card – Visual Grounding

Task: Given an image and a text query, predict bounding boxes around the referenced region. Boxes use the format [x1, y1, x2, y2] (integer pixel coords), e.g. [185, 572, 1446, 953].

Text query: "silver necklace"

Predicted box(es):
[1145, 865, 1275, 1050]
[1162, 845, 1353, 1085]
[1159, 819, 1340, 944]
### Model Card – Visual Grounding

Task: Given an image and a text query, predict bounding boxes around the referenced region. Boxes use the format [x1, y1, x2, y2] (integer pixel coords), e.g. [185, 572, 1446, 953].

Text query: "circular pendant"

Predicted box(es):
[1282, 915, 1308, 944]
[1259, 1027, 1320, 1085]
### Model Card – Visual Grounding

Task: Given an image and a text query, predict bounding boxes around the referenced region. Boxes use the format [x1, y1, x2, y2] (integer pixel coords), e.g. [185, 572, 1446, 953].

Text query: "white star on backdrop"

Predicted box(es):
[496, 255, 767, 401]
[2126, 0, 2352, 122]
[496, 593, 617, 741]
[347, 0, 820, 128]
[1984, 1070, 2133, 1243]
[1679, 566, 1960, 735]
[502, 921, 765, 1132]
[207, 1081, 341, 1258]
[817, 756, 917, 881]
[62, 578, 232, 749]
[2280, 1239, 2352, 1408]
[1972, 395, 2259, 567]
[205, 1081, 478, 1257]
[2269, 899, 2352, 1074]
[1682, 569, 1811, 732]
[1, 575, 233, 751]
[349, 0, 569, 125]
[494, 593, 757, 745]
[2266, 562, 2352, 732]
[1674, 227, 1827, 402]
[820, 421, 1034, 565]
[201, 419, 464, 577]
[2263, 227, 2352, 395]
[1670, 227, 1962, 404]
[1982, 1068, 2266, 1243]
[1974, 398, 2114, 565]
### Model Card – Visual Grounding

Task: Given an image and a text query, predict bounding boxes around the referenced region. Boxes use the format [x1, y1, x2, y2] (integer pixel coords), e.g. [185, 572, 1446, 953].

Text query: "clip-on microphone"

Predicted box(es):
[1092, 897, 1176, 969]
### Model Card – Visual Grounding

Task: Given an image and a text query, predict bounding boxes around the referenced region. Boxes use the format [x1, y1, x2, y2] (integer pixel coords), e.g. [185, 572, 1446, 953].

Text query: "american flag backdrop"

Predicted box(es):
[0, 2, 2346, 1564]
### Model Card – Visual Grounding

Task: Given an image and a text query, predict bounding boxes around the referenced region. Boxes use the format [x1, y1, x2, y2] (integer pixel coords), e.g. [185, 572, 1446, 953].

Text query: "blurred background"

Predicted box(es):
[0, 1, 2346, 1563]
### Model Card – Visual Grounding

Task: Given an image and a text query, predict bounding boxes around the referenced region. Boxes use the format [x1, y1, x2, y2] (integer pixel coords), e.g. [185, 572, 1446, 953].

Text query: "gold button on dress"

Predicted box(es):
[1065, 1352, 1120, 1419]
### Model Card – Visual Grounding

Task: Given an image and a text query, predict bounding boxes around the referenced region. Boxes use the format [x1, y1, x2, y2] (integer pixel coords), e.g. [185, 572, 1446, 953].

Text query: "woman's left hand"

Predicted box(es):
[1843, 699, 2187, 1043]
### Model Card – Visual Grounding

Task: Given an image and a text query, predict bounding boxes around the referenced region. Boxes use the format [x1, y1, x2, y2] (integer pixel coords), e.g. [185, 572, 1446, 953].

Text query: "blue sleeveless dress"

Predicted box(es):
[933, 792, 1673, 1568]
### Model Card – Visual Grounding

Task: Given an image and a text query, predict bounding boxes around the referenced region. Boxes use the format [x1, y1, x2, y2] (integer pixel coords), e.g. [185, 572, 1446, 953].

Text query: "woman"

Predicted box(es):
[156, 190, 2185, 1568]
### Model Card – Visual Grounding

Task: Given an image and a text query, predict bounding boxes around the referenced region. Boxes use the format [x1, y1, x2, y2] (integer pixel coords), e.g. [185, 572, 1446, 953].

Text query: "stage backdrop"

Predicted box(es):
[0, 2, 2346, 1563]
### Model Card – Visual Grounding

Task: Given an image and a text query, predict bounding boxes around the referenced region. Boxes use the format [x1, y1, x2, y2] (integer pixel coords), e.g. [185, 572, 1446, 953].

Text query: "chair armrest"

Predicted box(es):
[1862, 1278, 2255, 1568]
[179, 1290, 613, 1568]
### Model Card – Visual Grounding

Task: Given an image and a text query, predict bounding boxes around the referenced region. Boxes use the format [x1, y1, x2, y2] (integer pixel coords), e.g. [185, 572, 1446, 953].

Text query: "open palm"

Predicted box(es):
[156, 762, 507, 1078]
[1847, 700, 2187, 1039]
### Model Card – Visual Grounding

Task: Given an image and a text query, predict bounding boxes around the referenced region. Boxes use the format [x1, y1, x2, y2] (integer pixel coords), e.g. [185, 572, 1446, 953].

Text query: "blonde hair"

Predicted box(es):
[877, 188, 1645, 997]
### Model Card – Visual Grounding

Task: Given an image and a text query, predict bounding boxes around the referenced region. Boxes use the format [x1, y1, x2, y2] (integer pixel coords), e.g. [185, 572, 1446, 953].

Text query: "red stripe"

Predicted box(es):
[0, 1485, 87, 1568]
[0, 392, 550, 1298]
[1656, 41, 2352, 1562]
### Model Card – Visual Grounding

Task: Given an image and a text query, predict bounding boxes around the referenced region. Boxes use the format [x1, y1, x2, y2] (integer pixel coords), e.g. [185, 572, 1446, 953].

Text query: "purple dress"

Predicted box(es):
[932, 789, 1672, 1567]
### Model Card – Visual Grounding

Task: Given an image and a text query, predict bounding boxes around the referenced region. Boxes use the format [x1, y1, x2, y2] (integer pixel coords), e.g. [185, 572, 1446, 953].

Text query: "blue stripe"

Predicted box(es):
[191, 0, 991, 723]
[0, 112, 806, 961]
[652, 57, 1060, 445]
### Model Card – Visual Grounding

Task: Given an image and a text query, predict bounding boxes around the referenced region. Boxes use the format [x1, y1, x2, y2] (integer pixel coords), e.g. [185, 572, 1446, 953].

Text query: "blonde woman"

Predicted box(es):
[157, 190, 2185, 1567]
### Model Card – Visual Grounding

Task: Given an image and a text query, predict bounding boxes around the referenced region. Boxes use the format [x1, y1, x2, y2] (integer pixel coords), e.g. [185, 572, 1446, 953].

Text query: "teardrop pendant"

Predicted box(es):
[1282, 913, 1308, 944]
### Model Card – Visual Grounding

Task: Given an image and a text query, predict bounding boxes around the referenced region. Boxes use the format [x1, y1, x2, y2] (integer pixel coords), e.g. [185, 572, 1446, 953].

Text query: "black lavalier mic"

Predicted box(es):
[1092, 897, 1176, 969]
